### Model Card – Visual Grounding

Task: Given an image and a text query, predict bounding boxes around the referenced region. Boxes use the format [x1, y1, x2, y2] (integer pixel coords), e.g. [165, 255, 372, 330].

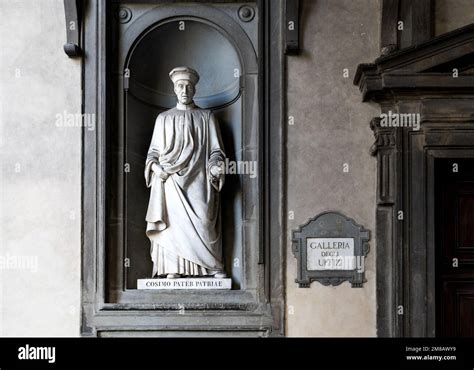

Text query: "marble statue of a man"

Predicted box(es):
[145, 67, 227, 279]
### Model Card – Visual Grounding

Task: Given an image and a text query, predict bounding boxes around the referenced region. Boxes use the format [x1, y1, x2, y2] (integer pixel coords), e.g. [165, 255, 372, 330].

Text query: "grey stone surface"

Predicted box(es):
[286, 0, 380, 336]
[0, 0, 81, 336]
[436, 0, 474, 36]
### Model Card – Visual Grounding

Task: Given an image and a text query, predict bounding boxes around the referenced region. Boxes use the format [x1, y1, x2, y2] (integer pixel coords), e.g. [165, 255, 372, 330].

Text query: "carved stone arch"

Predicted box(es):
[120, 4, 258, 74]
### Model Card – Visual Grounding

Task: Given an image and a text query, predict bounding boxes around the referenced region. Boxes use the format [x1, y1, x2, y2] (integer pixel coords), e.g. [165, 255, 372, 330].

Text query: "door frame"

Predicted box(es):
[372, 114, 474, 337]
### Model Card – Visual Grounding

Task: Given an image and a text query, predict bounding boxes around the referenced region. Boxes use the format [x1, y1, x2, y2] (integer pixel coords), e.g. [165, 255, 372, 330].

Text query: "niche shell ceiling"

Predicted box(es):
[128, 20, 242, 109]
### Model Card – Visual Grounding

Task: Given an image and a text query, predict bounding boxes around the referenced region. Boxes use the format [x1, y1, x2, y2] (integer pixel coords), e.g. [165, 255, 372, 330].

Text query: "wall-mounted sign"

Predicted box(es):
[292, 212, 370, 288]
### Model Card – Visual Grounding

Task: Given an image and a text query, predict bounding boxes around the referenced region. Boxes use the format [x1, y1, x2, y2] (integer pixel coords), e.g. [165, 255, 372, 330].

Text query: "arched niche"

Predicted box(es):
[109, 6, 260, 292]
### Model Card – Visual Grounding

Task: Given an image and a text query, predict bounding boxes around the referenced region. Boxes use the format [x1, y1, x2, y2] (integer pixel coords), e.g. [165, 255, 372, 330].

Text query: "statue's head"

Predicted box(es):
[169, 67, 200, 106]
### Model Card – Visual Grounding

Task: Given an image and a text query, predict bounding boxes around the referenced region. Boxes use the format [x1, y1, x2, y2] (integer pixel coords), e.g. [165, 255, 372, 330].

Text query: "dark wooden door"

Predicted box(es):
[436, 159, 474, 337]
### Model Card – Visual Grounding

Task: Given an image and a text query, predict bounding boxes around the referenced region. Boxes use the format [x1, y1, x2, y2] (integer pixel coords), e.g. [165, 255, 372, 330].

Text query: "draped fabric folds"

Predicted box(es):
[144, 104, 226, 277]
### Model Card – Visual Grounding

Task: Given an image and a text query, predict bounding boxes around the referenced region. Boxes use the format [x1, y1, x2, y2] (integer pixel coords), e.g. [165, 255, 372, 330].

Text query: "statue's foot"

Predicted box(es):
[213, 272, 227, 279]
[166, 273, 181, 279]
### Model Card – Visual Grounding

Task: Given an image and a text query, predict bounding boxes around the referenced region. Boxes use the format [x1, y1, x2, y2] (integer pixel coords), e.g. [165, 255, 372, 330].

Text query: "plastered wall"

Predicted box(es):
[0, 0, 81, 336]
[285, 0, 381, 337]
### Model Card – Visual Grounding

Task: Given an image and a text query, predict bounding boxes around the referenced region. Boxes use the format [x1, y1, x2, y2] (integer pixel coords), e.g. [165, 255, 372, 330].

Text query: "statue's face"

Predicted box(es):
[174, 80, 195, 105]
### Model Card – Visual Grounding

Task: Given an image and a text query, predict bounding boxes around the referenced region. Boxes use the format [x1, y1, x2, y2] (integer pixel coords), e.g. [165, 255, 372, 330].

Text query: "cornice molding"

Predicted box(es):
[355, 24, 474, 102]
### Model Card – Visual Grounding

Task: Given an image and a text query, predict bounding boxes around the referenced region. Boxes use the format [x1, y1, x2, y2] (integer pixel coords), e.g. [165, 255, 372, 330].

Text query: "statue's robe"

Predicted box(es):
[145, 103, 226, 277]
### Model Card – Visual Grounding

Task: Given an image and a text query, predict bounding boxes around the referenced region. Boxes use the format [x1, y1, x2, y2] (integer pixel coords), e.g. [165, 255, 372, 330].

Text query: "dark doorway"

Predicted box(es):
[436, 158, 474, 337]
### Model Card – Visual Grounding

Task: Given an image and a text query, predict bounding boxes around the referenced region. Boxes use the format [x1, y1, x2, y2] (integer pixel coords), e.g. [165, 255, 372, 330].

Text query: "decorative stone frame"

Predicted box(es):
[81, 0, 286, 337]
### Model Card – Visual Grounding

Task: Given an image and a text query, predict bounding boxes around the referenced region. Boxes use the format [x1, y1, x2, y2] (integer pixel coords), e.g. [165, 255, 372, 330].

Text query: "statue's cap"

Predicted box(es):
[169, 67, 200, 85]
